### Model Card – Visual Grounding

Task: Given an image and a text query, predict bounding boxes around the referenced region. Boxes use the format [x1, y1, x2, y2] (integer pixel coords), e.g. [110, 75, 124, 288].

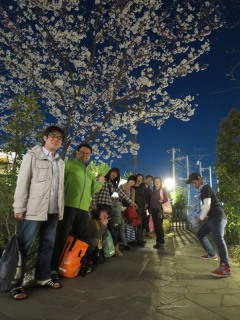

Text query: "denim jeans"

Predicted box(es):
[17, 214, 58, 285]
[196, 218, 229, 265]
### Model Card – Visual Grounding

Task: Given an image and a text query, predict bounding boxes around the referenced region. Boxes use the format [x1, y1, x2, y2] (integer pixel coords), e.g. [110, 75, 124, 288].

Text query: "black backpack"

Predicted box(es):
[0, 235, 22, 292]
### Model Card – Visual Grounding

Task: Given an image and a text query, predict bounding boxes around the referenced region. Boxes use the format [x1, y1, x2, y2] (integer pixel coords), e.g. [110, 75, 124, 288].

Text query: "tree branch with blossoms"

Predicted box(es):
[0, 0, 224, 160]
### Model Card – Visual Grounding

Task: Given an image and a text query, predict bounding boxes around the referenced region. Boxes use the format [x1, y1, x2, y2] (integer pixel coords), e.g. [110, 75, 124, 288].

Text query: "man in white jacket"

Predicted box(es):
[186, 173, 231, 278]
[11, 125, 65, 300]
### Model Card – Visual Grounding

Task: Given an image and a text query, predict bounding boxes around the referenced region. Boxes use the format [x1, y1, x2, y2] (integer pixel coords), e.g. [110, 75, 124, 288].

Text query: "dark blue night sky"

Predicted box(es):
[112, 6, 240, 193]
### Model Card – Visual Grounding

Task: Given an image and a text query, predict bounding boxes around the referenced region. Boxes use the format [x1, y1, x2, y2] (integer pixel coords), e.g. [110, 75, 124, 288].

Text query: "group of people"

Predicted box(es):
[10, 125, 171, 300]
[10, 125, 231, 300]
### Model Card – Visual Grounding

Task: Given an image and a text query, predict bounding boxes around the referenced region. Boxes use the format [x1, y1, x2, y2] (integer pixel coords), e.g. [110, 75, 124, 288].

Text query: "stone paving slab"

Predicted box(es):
[0, 230, 239, 320]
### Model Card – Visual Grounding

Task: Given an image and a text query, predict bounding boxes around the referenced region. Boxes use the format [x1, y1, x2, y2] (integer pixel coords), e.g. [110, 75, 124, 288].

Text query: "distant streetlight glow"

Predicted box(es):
[164, 178, 175, 191]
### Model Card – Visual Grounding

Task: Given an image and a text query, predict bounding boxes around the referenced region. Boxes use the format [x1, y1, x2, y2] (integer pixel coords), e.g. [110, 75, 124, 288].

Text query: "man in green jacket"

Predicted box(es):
[51, 143, 105, 279]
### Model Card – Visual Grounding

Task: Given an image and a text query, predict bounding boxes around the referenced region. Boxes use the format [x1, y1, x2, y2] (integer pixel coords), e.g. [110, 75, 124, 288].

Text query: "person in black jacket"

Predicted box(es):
[149, 177, 169, 248]
[144, 175, 153, 236]
[186, 173, 231, 278]
[133, 174, 147, 247]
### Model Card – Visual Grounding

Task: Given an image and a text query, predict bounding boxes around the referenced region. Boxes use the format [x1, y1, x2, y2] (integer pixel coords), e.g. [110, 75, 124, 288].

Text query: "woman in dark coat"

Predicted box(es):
[149, 177, 169, 249]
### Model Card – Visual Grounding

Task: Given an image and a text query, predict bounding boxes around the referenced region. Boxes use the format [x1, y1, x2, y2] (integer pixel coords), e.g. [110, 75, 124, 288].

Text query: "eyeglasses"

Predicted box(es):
[78, 151, 91, 156]
[49, 133, 63, 141]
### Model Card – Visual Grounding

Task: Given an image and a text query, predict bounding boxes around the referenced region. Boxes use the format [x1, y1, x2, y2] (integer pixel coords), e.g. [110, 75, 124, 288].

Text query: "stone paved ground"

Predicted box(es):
[0, 229, 239, 320]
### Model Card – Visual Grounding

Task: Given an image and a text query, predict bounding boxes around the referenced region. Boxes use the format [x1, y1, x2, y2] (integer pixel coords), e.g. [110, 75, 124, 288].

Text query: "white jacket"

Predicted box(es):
[13, 145, 64, 221]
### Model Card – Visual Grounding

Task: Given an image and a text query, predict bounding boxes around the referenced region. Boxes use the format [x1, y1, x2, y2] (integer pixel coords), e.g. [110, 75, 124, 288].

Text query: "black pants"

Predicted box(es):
[142, 210, 149, 233]
[51, 206, 90, 271]
[136, 206, 145, 243]
[151, 208, 165, 244]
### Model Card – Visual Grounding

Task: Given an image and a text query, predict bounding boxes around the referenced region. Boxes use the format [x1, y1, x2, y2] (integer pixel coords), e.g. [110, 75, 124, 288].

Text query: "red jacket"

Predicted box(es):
[124, 206, 141, 227]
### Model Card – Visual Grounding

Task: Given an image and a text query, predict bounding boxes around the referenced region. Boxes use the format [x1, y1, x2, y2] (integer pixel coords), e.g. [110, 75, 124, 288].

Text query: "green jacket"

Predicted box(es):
[64, 159, 103, 211]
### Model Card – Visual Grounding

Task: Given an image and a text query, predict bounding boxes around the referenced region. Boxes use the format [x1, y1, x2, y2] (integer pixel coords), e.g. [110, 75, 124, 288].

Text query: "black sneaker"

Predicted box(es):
[129, 241, 137, 247]
[51, 271, 60, 281]
[80, 264, 95, 277]
[153, 243, 163, 249]
[136, 242, 145, 247]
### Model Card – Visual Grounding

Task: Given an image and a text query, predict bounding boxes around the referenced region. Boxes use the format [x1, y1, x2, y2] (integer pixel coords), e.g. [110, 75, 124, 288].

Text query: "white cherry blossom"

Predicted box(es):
[0, 0, 223, 159]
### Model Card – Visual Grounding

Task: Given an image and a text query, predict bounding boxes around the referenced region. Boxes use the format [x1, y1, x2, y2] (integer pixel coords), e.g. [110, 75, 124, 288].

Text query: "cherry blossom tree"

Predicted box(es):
[0, 0, 224, 159]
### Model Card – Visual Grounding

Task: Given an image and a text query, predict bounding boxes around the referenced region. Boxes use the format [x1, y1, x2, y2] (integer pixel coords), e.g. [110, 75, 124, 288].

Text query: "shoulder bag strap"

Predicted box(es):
[160, 187, 163, 200]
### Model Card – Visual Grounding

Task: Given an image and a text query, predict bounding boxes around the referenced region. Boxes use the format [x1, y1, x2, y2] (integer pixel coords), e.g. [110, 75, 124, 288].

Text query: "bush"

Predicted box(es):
[224, 205, 240, 245]
[163, 216, 172, 234]
[0, 166, 37, 270]
[229, 245, 240, 267]
[216, 109, 240, 244]
[0, 169, 18, 247]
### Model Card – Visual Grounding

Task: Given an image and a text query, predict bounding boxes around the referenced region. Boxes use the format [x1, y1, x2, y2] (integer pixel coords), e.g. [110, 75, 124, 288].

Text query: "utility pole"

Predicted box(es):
[167, 148, 180, 194]
[192, 153, 210, 176]
[175, 155, 190, 205]
[196, 160, 202, 176]
[202, 165, 212, 187]
[209, 165, 212, 187]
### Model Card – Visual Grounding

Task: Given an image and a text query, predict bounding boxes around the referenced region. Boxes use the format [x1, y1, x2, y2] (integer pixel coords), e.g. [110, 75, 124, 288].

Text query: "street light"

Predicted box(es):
[164, 178, 175, 191]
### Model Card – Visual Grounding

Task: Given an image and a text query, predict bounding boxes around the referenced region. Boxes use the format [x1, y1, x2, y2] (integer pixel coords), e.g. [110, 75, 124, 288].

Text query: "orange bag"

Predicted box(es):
[58, 235, 89, 278]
